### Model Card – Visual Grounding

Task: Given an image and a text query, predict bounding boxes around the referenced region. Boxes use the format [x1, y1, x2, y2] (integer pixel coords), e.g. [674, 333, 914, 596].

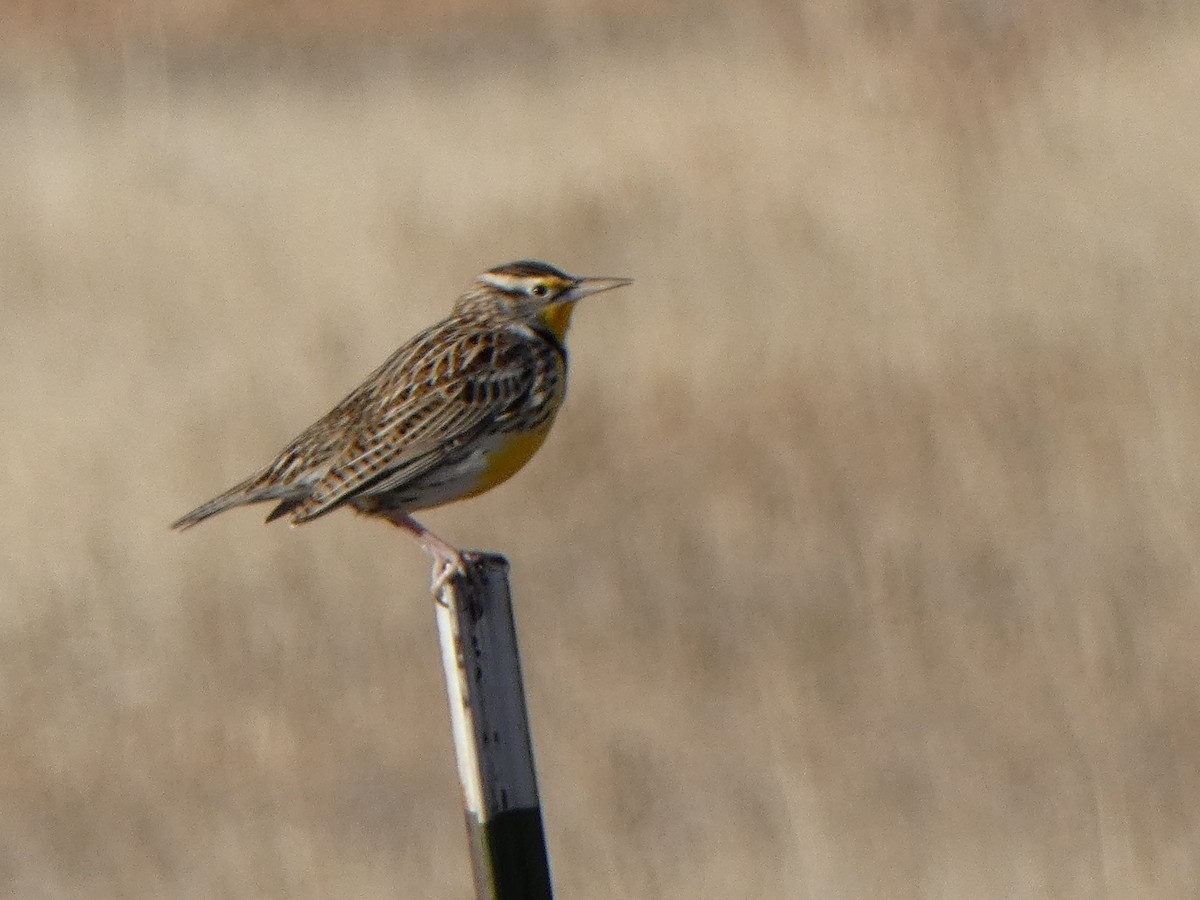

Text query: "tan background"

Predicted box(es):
[2, 2, 1199, 896]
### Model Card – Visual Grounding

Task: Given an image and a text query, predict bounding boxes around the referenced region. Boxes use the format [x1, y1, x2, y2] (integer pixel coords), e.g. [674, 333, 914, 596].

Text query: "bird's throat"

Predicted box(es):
[537, 302, 576, 341]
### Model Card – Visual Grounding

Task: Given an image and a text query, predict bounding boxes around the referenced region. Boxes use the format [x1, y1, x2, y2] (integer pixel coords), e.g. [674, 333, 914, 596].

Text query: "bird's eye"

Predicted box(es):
[531, 283, 548, 298]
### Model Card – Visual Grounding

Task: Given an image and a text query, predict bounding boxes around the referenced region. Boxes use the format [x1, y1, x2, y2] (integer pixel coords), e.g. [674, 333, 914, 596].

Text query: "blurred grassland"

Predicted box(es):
[2, 2, 1200, 897]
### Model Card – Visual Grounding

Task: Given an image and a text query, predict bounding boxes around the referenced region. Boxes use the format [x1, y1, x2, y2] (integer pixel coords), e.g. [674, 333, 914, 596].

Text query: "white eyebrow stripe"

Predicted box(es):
[478, 273, 526, 293]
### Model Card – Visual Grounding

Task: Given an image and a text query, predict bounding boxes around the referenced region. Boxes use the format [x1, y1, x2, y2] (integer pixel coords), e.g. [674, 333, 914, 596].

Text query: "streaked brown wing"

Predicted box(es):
[288, 329, 537, 522]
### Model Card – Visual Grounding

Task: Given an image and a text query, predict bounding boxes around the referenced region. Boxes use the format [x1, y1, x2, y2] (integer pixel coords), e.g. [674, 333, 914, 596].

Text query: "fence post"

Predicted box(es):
[434, 552, 554, 900]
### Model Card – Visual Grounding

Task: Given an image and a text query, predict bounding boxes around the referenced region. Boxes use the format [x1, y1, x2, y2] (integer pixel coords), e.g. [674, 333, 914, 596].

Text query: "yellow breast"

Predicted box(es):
[462, 428, 552, 499]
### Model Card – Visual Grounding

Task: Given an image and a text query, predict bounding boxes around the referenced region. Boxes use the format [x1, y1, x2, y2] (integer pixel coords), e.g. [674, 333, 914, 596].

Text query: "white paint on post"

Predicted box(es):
[437, 587, 486, 818]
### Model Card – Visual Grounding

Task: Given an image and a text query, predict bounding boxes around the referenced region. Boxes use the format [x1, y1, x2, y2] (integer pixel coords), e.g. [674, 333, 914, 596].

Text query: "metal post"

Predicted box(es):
[435, 552, 553, 900]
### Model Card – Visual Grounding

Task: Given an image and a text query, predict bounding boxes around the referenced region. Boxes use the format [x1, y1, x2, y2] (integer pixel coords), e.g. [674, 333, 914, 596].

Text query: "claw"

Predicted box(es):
[430, 551, 467, 599]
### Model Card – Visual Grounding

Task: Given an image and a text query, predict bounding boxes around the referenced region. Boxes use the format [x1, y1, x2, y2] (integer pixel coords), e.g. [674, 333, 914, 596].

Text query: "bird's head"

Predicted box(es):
[457, 260, 632, 340]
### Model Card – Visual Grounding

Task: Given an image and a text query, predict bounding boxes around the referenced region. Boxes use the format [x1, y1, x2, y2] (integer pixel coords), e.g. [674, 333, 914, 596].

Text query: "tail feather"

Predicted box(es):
[264, 497, 304, 524]
[171, 473, 296, 530]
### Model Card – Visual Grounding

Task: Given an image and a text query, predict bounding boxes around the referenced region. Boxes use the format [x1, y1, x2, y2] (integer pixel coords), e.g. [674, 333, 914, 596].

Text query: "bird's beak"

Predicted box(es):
[564, 276, 633, 303]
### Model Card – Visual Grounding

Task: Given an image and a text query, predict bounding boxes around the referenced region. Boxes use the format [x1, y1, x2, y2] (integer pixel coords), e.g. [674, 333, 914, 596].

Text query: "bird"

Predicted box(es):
[172, 260, 632, 589]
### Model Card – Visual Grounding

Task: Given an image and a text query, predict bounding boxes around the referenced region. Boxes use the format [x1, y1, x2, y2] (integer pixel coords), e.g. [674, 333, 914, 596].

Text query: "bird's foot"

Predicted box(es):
[380, 509, 467, 599]
[429, 547, 468, 599]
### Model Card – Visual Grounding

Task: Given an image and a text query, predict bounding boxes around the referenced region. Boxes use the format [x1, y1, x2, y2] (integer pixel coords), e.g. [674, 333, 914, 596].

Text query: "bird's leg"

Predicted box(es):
[382, 510, 467, 595]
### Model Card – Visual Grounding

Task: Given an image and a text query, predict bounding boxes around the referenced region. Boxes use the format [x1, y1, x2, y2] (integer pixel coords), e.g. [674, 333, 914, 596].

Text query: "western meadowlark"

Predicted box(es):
[172, 260, 631, 587]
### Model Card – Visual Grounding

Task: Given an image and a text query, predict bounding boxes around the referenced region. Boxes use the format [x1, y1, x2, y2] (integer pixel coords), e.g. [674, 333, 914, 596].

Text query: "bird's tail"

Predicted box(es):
[171, 472, 285, 530]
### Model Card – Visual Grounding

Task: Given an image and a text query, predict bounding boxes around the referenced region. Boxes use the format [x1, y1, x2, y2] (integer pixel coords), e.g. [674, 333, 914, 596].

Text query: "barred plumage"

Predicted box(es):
[173, 260, 631, 586]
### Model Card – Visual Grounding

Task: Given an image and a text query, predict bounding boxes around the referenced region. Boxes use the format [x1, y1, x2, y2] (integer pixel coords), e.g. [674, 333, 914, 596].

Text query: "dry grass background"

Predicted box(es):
[2, 1, 1200, 896]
